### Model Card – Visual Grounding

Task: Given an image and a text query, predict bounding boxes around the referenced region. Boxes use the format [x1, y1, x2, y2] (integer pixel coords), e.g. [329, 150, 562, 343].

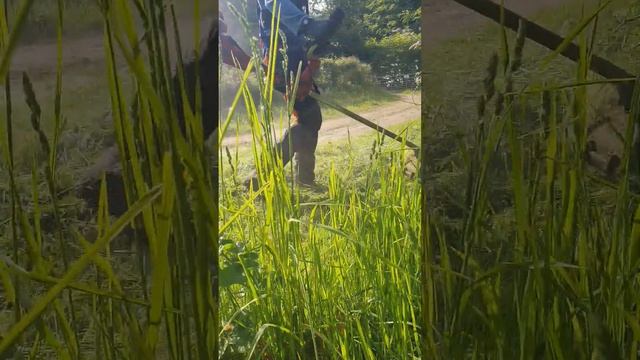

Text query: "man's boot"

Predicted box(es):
[244, 125, 298, 191]
[295, 151, 316, 186]
[244, 170, 261, 190]
[293, 125, 319, 186]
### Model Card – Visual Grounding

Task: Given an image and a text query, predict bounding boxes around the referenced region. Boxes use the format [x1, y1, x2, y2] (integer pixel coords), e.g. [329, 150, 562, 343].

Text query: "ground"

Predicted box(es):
[221, 93, 420, 148]
[423, 0, 633, 177]
[11, 7, 213, 77]
[421, 1, 640, 356]
[423, 0, 584, 48]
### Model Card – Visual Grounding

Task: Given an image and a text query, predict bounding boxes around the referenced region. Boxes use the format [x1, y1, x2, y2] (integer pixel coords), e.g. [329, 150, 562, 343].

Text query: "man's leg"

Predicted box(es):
[275, 125, 298, 167]
[244, 121, 316, 188]
[273, 124, 318, 184]
[292, 95, 322, 184]
[244, 91, 323, 189]
[244, 122, 301, 189]
[293, 127, 318, 184]
[294, 94, 323, 132]
[258, 96, 322, 168]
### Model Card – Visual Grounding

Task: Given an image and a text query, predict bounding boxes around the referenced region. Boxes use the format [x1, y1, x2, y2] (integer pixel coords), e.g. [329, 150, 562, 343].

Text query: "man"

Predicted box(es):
[256, 0, 342, 80]
[243, 1, 344, 187]
[176, 18, 218, 139]
[80, 19, 219, 216]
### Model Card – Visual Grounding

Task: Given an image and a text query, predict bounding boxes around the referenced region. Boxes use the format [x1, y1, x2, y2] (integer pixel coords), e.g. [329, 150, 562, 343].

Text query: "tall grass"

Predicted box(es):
[218, 3, 421, 358]
[1, 0, 217, 358]
[422, 2, 640, 357]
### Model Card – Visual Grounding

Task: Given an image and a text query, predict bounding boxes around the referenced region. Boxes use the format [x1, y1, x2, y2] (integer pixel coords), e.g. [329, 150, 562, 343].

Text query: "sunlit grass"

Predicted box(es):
[218, 4, 422, 358]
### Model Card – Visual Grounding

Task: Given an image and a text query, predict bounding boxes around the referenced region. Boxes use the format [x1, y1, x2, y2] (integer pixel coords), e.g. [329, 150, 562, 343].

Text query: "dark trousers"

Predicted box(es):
[275, 95, 322, 183]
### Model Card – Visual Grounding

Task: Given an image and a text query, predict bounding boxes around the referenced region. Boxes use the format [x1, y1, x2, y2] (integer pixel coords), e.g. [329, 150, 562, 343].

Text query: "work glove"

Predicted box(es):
[305, 8, 344, 58]
[294, 58, 320, 101]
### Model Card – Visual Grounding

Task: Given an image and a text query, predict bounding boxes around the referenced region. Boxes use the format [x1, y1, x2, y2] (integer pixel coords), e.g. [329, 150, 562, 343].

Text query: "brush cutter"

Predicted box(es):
[453, 0, 639, 178]
[308, 92, 419, 153]
[452, 0, 637, 110]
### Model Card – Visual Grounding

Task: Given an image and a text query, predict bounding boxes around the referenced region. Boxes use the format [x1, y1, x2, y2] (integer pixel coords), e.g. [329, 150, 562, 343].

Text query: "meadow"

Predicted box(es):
[6, 0, 637, 358]
[0, 1, 422, 359]
[217, 6, 422, 358]
[0, 0, 219, 358]
[422, 0, 640, 357]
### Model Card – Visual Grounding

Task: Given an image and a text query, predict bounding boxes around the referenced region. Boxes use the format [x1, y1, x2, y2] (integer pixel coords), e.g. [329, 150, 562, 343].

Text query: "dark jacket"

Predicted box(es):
[174, 22, 218, 140]
[256, 0, 307, 76]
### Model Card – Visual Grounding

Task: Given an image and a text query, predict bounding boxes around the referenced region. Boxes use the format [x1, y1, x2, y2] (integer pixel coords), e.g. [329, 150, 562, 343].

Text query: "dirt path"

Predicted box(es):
[221, 93, 421, 148]
[422, 0, 578, 50]
[10, 0, 574, 74]
[9, 15, 214, 79]
[10, 0, 580, 151]
[222, 0, 579, 149]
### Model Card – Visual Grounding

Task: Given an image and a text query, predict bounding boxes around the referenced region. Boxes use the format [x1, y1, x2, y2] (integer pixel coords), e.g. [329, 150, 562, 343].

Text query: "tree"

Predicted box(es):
[363, 0, 420, 39]
[313, 0, 420, 88]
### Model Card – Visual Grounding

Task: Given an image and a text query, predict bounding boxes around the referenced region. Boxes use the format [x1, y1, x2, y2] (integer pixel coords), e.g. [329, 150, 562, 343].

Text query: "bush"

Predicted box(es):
[363, 31, 420, 89]
[219, 68, 261, 105]
[315, 56, 378, 91]
[220, 56, 379, 97]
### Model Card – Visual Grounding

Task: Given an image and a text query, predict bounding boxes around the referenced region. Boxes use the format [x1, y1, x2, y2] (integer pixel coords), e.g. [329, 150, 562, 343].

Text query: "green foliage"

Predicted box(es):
[364, 31, 420, 88]
[312, 0, 420, 84]
[221, 0, 420, 89]
[1, 0, 218, 358]
[218, 237, 260, 288]
[318, 0, 419, 40]
[363, 0, 420, 39]
[220, 133, 422, 358]
[316, 56, 377, 90]
[221, 56, 381, 95]
[218, 9, 421, 358]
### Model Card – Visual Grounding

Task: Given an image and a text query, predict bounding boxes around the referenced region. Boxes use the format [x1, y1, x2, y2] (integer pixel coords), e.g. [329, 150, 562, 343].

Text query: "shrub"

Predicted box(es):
[363, 31, 420, 89]
[315, 56, 377, 91]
